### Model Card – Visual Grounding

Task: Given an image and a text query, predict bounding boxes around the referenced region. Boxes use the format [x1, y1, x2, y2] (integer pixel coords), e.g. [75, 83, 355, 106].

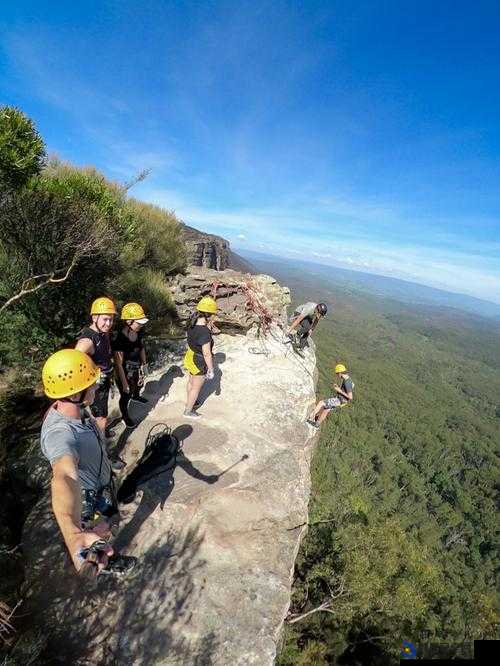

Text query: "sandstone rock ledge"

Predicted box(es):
[22, 284, 317, 665]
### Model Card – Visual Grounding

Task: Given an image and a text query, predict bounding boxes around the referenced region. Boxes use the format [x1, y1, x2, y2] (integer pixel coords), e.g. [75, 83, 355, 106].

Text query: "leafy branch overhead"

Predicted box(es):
[0, 105, 186, 371]
[0, 188, 114, 313]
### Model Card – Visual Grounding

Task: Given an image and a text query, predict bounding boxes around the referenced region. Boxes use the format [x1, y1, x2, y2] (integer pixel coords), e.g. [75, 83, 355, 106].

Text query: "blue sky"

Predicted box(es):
[2, 0, 500, 303]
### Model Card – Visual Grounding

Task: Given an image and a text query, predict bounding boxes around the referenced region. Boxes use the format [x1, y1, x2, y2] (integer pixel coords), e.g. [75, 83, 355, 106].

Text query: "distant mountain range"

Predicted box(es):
[239, 250, 500, 321]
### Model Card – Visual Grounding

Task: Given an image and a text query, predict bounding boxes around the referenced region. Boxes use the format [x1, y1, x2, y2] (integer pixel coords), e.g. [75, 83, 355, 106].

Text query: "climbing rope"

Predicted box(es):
[207, 279, 315, 377]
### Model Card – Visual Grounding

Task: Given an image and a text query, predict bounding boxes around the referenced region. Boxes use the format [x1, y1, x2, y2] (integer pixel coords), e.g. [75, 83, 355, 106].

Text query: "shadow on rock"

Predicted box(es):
[113, 365, 184, 458]
[23, 503, 218, 664]
[51, 527, 216, 665]
[114, 424, 248, 553]
[195, 352, 225, 407]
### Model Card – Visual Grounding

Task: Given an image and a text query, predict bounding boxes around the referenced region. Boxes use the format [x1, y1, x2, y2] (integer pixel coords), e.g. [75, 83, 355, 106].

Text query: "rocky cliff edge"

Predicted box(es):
[21, 268, 317, 665]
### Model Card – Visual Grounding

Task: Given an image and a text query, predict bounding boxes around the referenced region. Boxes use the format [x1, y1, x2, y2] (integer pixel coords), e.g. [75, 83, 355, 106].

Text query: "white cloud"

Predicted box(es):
[138, 187, 500, 304]
[236, 233, 247, 240]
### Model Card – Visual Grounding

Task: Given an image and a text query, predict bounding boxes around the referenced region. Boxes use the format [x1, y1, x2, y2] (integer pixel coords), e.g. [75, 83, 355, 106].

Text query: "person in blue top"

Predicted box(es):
[40, 348, 137, 577]
[307, 363, 354, 428]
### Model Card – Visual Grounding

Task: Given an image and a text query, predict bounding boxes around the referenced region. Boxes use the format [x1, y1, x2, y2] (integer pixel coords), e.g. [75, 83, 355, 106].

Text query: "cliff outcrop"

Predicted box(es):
[182, 224, 230, 271]
[182, 224, 253, 273]
[21, 269, 317, 665]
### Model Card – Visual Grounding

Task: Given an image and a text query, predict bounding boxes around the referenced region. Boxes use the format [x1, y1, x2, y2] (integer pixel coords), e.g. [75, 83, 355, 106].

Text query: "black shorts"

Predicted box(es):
[297, 317, 313, 337]
[89, 374, 111, 418]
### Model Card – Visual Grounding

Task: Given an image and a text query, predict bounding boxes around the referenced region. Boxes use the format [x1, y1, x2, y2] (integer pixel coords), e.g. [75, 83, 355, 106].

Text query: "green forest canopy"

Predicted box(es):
[252, 259, 499, 665]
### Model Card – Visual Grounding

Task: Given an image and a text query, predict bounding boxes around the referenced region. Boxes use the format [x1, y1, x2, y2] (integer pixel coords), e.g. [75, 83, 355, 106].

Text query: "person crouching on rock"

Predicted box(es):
[306, 363, 354, 428]
[287, 302, 328, 350]
[40, 349, 137, 577]
[183, 296, 218, 419]
[113, 302, 149, 428]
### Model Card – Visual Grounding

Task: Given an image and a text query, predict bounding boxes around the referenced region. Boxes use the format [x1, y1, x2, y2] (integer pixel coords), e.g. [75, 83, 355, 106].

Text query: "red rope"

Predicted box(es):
[241, 281, 275, 335]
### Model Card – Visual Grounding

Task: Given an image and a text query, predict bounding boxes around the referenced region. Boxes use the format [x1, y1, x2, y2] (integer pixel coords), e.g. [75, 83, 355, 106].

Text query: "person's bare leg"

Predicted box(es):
[185, 375, 193, 406]
[317, 407, 332, 424]
[185, 375, 205, 412]
[309, 400, 325, 421]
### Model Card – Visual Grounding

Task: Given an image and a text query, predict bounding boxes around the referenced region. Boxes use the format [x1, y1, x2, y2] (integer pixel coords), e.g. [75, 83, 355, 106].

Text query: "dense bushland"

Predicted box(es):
[0, 106, 186, 385]
[253, 261, 500, 664]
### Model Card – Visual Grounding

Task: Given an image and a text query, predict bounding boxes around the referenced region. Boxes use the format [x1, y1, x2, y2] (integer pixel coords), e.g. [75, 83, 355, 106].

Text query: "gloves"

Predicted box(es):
[206, 369, 215, 380]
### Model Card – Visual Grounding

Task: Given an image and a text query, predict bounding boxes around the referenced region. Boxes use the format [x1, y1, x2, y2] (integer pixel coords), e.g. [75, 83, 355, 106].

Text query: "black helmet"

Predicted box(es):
[317, 303, 327, 316]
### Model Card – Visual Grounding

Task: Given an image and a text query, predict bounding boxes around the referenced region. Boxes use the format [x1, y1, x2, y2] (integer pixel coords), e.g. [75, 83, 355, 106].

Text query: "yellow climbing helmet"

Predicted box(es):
[334, 364, 347, 374]
[196, 296, 218, 314]
[42, 349, 100, 399]
[121, 302, 148, 322]
[90, 297, 116, 315]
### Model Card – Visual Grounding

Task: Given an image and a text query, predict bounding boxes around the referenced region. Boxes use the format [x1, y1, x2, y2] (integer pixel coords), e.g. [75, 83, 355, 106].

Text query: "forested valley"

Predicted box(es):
[250, 256, 499, 665]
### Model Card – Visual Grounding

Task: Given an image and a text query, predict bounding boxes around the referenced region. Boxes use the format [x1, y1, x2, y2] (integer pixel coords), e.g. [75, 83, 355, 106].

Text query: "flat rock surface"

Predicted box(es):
[23, 327, 317, 665]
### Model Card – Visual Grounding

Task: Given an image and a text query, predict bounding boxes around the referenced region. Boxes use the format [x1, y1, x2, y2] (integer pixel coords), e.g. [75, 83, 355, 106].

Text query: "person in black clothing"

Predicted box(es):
[183, 296, 218, 419]
[113, 302, 149, 428]
[75, 297, 117, 437]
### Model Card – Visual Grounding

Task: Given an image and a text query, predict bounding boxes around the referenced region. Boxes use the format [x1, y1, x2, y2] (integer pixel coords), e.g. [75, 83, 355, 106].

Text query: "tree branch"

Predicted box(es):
[0, 254, 79, 313]
[287, 600, 334, 624]
[286, 517, 336, 531]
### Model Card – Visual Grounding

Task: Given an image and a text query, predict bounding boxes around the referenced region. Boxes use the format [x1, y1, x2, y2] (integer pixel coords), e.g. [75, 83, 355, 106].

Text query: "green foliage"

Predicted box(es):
[0, 112, 185, 391]
[108, 268, 177, 320]
[123, 198, 187, 275]
[268, 265, 500, 664]
[0, 106, 46, 189]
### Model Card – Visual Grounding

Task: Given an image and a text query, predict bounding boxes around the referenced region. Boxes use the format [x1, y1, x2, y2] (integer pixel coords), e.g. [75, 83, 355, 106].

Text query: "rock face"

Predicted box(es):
[21, 272, 317, 666]
[182, 224, 254, 274]
[182, 224, 230, 271]
[169, 266, 290, 333]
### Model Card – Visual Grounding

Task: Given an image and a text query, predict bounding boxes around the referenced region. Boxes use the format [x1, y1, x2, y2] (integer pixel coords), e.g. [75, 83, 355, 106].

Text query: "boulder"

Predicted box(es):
[169, 266, 290, 333]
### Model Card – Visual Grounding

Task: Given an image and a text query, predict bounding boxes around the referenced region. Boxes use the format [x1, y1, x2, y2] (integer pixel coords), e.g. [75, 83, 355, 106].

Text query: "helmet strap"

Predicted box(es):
[94, 315, 106, 333]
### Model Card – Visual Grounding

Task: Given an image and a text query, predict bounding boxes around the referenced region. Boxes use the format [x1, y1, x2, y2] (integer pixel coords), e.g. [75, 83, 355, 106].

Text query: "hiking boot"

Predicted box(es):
[306, 418, 319, 429]
[131, 396, 148, 404]
[100, 554, 138, 577]
[183, 410, 201, 419]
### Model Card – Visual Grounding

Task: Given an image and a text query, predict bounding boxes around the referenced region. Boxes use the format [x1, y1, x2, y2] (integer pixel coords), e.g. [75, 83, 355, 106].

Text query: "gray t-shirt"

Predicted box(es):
[295, 302, 318, 318]
[339, 376, 354, 404]
[40, 407, 112, 492]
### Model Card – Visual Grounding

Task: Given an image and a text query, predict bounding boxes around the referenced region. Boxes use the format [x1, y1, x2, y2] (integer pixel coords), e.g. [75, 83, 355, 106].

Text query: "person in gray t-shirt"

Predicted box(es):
[40, 348, 136, 577]
[306, 363, 354, 428]
[287, 302, 328, 349]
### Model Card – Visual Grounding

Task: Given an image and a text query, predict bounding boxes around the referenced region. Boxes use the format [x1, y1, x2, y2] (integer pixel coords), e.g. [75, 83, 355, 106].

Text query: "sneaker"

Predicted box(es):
[110, 457, 126, 471]
[306, 418, 319, 429]
[131, 396, 148, 404]
[99, 554, 138, 577]
[183, 410, 201, 419]
[123, 415, 135, 428]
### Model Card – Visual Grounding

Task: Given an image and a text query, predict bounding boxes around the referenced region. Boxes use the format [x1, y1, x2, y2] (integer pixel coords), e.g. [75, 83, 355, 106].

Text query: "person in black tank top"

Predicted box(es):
[75, 297, 116, 440]
[183, 296, 218, 418]
[113, 302, 149, 428]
